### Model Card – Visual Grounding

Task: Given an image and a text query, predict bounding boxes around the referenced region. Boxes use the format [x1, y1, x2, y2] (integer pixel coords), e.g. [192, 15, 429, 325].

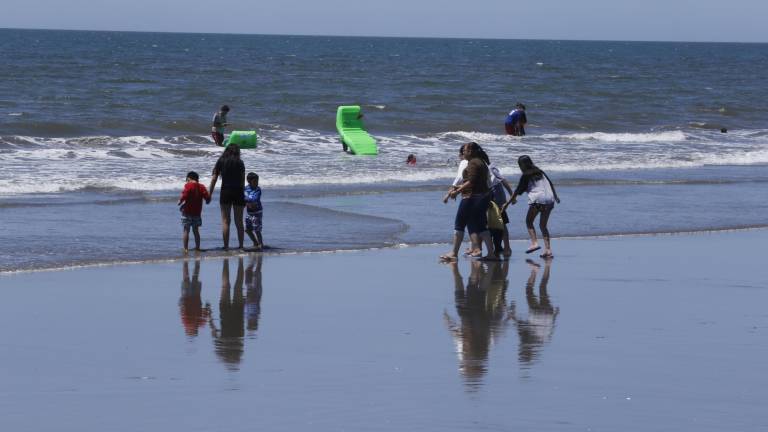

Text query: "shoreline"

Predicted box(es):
[4, 225, 767, 275]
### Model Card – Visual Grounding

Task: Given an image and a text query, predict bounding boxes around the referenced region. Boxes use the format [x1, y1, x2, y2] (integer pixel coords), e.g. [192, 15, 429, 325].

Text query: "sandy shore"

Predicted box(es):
[1, 229, 767, 431]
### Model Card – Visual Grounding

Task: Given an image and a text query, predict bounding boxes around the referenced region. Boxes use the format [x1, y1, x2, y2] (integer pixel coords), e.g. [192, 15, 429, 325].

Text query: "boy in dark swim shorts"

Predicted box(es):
[244, 172, 263, 249]
[178, 171, 211, 252]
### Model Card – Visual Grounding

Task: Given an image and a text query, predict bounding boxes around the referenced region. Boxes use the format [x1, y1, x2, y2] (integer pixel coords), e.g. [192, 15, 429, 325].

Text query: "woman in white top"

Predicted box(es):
[502, 155, 560, 259]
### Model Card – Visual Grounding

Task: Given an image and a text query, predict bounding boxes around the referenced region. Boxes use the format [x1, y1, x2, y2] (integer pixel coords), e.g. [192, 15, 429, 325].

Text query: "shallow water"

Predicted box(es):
[2, 164, 768, 272]
[2, 30, 768, 271]
[1, 230, 767, 431]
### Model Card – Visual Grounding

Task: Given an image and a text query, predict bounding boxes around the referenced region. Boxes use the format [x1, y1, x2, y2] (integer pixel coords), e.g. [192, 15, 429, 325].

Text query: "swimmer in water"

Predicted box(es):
[407, 154, 416, 165]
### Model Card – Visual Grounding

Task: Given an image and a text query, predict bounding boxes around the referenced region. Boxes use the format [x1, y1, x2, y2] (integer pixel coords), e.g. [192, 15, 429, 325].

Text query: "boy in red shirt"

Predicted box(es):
[178, 171, 211, 252]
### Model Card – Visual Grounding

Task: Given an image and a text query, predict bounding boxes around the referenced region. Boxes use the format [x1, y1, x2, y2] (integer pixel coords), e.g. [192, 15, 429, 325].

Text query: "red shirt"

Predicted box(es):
[179, 182, 210, 216]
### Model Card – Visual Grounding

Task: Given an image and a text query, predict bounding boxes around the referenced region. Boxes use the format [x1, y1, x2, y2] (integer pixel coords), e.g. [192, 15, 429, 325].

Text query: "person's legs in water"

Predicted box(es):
[245, 213, 259, 248]
[256, 230, 263, 249]
[192, 225, 201, 251]
[500, 211, 512, 256]
[494, 188, 513, 256]
[182, 225, 191, 252]
[525, 205, 541, 253]
[245, 228, 257, 247]
[477, 230, 497, 260]
[490, 228, 503, 256]
[502, 225, 512, 256]
[442, 198, 470, 261]
[466, 194, 498, 260]
[441, 230, 465, 261]
[220, 203, 233, 249]
[233, 204, 245, 249]
[538, 205, 554, 258]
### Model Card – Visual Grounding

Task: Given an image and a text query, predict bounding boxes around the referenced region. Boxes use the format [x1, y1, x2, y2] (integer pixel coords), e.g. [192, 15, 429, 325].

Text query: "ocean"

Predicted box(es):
[1, 29, 767, 272]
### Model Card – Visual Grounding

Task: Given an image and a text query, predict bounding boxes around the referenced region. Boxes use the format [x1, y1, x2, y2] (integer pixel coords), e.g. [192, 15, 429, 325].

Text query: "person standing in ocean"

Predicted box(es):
[209, 144, 246, 250]
[505, 103, 527, 136]
[211, 105, 230, 146]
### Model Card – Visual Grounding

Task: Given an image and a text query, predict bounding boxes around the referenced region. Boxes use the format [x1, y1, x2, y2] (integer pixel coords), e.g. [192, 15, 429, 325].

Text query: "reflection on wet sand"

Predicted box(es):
[210, 258, 246, 369]
[245, 255, 263, 335]
[444, 260, 510, 389]
[179, 259, 211, 337]
[179, 256, 265, 370]
[509, 259, 559, 368]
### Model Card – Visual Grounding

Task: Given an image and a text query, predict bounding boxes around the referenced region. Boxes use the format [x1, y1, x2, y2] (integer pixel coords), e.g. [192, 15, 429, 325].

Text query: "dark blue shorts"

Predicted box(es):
[181, 215, 202, 229]
[454, 194, 490, 234]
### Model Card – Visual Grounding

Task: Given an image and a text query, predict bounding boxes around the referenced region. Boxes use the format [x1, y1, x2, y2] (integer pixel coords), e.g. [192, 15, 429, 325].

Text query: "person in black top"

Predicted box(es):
[209, 144, 246, 249]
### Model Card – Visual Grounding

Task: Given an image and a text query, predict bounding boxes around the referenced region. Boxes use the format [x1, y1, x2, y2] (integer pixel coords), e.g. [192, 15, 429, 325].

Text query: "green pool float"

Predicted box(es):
[336, 106, 378, 155]
[224, 130, 258, 149]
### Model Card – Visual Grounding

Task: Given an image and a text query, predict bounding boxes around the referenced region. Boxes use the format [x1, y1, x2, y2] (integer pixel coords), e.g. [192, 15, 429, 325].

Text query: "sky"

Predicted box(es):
[1, 0, 767, 42]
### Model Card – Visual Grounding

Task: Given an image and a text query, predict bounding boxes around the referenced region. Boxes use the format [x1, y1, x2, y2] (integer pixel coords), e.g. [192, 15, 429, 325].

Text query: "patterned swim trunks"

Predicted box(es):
[246, 211, 262, 232]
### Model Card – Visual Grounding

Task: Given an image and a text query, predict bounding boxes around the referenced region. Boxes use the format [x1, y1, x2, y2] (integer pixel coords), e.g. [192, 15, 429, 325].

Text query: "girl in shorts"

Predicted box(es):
[503, 155, 560, 259]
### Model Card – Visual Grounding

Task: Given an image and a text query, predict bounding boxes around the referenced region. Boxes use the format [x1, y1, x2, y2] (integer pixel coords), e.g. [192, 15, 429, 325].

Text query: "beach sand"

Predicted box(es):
[1, 229, 767, 431]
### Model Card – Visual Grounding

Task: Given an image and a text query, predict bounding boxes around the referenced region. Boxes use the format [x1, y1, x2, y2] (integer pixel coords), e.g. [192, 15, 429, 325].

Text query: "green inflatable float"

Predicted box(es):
[336, 105, 378, 155]
[224, 130, 258, 149]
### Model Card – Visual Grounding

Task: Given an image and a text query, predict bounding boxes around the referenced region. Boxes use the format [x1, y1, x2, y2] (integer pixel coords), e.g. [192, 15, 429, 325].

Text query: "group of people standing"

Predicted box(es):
[440, 142, 559, 262]
[178, 144, 264, 252]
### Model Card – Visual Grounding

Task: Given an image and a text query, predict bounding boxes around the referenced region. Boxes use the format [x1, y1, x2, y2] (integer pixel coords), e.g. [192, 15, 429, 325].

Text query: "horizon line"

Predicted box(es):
[1, 26, 766, 45]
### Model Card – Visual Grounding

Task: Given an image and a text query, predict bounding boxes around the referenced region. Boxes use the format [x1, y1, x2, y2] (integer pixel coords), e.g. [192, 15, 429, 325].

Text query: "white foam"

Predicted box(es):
[539, 130, 688, 143]
[1, 128, 767, 196]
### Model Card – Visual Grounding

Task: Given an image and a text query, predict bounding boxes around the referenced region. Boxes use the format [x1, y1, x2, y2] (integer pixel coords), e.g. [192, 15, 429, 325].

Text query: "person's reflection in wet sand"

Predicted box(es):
[509, 259, 559, 368]
[179, 259, 211, 337]
[444, 260, 511, 390]
[245, 255, 263, 336]
[209, 257, 245, 369]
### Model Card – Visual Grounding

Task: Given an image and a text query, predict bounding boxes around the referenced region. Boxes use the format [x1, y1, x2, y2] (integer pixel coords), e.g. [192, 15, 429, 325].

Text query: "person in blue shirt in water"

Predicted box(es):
[505, 103, 527, 136]
[244, 172, 263, 249]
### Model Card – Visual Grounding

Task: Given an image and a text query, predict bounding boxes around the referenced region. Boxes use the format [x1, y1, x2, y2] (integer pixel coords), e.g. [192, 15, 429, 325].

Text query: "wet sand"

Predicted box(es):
[1, 230, 767, 431]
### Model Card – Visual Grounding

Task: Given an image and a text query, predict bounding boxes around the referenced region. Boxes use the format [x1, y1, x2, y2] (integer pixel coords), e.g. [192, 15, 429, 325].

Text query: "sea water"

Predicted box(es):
[1, 29, 767, 271]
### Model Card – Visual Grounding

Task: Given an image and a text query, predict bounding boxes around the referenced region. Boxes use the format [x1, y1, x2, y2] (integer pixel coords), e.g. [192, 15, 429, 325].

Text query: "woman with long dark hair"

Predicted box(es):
[440, 142, 496, 261]
[209, 144, 246, 249]
[503, 155, 560, 258]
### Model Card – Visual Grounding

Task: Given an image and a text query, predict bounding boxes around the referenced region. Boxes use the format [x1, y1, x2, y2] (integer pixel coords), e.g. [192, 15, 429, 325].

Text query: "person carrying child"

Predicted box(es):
[178, 171, 211, 252]
[502, 155, 560, 259]
[244, 172, 263, 249]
